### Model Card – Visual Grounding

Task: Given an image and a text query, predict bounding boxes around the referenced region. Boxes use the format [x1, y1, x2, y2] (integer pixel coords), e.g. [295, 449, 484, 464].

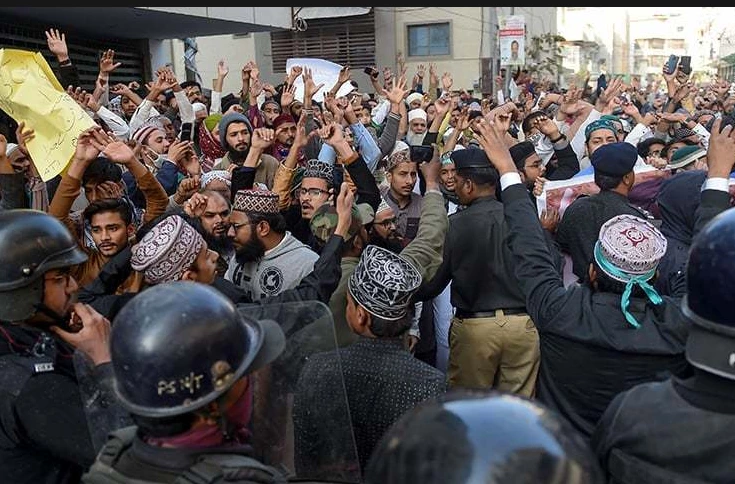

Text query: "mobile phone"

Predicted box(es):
[179, 122, 194, 141]
[363, 66, 378, 78]
[409, 145, 434, 164]
[665, 54, 679, 75]
[679, 55, 692, 75]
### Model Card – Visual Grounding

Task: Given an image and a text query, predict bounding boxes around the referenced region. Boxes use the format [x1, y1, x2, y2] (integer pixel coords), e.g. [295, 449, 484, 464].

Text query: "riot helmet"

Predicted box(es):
[110, 281, 285, 417]
[365, 390, 604, 484]
[683, 207, 735, 380]
[0, 209, 87, 321]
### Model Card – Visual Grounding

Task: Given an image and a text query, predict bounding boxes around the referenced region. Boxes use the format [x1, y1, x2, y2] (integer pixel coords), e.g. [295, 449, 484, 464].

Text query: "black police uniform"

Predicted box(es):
[418, 148, 539, 396]
[0, 210, 123, 484]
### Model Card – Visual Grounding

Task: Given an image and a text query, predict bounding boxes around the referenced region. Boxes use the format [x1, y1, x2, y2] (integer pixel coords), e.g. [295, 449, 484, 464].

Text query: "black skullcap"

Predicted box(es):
[509, 141, 536, 170]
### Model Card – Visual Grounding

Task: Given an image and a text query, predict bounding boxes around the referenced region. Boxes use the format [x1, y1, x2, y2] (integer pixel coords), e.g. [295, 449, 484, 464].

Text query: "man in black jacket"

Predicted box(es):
[591, 119, 735, 484]
[474, 116, 704, 439]
[0, 210, 125, 484]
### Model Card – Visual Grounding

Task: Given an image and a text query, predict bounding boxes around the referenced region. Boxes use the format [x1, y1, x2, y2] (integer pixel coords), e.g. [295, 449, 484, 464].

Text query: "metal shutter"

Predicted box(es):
[270, 10, 376, 72]
[0, 14, 148, 90]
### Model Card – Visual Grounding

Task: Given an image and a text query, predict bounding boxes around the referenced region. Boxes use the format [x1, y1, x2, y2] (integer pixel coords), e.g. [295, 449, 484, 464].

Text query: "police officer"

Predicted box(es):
[365, 390, 604, 483]
[0, 209, 117, 484]
[417, 147, 540, 396]
[473, 116, 735, 442]
[592, 175, 735, 483]
[83, 281, 288, 483]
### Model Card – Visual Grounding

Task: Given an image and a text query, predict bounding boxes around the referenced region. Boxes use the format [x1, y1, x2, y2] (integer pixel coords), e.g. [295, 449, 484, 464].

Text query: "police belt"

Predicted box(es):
[455, 308, 527, 319]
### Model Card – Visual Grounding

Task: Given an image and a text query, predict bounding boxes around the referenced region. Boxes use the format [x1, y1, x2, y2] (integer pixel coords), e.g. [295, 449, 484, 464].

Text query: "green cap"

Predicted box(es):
[310, 203, 375, 243]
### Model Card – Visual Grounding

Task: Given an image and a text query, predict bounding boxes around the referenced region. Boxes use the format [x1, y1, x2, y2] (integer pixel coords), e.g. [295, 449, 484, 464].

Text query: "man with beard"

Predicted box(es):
[49, 126, 168, 287]
[380, 145, 423, 245]
[273, 120, 381, 250]
[0, 209, 125, 484]
[405, 108, 428, 146]
[183, 189, 234, 277]
[78, 186, 353, 319]
[212, 112, 279, 189]
[225, 188, 319, 301]
[270, 113, 304, 165]
[369, 197, 405, 253]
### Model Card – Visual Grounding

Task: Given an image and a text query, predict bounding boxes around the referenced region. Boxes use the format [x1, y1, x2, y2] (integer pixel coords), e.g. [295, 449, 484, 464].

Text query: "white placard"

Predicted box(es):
[286, 57, 356, 103]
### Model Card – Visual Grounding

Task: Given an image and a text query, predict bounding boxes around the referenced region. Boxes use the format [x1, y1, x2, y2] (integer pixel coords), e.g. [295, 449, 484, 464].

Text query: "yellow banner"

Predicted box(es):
[0, 49, 96, 181]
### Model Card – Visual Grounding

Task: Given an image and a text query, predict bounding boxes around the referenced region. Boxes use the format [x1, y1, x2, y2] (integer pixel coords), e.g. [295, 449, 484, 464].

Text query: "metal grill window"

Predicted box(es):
[270, 11, 375, 73]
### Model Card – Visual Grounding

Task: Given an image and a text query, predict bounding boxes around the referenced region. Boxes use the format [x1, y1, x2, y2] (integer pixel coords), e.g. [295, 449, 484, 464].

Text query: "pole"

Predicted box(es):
[480, 7, 496, 97]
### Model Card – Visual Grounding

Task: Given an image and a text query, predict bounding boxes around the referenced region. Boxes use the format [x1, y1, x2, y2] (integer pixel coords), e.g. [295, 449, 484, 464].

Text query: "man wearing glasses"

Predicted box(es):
[225, 188, 319, 300]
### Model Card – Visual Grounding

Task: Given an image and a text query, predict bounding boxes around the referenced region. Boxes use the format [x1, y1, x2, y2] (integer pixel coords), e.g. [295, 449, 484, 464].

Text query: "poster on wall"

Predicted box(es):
[499, 15, 525, 67]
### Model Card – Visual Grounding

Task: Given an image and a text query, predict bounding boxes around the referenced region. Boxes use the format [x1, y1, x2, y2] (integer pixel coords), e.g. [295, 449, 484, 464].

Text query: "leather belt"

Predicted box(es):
[455, 308, 527, 318]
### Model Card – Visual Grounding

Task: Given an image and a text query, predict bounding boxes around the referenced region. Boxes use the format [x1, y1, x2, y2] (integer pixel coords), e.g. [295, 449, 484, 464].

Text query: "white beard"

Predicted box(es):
[405, 131, 426, 146]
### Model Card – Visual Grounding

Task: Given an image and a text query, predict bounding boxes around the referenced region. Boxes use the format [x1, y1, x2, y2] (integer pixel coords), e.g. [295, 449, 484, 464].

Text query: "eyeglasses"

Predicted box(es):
[374, 218, 397, 228]
[231, 221, 256, 231]
[298, 188, 329, 198]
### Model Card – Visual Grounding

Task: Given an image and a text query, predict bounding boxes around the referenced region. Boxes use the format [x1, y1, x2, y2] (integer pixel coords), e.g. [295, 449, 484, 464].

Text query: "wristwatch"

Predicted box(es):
[549, 133, 566, 143]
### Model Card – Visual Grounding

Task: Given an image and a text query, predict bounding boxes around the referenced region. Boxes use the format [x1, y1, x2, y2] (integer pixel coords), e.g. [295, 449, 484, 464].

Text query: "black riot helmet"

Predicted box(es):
[111, 281, 285, 418]
[0, 210, 87, 321]
[683, 207, 735, 380]
[365, 390, 604, 484]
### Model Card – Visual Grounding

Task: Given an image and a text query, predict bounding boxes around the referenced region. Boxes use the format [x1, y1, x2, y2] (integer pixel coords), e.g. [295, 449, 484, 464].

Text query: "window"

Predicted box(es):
[407, 23, 449, 57]
[270, 11, 375, 73]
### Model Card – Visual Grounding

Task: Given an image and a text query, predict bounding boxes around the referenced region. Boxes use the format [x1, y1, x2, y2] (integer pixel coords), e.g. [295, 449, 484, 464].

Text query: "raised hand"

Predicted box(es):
[280, 84, 296, 108]
[434, 93, 452, 118]
[251, 128, 275, 151]
[337, 65, 351, 86]
[707, 118, 735, 178]
[531, 114, 560, 138]
[241, 61, 254, 82]
[474, 117, 516, 175]
[416, 63, 425, 80]
[598, 76, 624, 110]
[217, 59, 229, 79]
[429, 62, 438, 85]
[99, 49, 121, 75]
[15, 121, 35, 154]
[318, 122, 346, 147]
[292, 113, 311, 150]
[183, 192, 209, 218]
[288, 65, 303, 85]
[441, 72, 453, 92]
[84, 92, 101, 113]
[303, 67, 324, 102]
[381, 75, 409, 105]
[73, 127, 107, 163]
[174, 176, 200, 204]
[334, 181, 355, 238]
[249, 77, 264, 98]
[45, 28, 69, 61]
[101, 139, 137, 166]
